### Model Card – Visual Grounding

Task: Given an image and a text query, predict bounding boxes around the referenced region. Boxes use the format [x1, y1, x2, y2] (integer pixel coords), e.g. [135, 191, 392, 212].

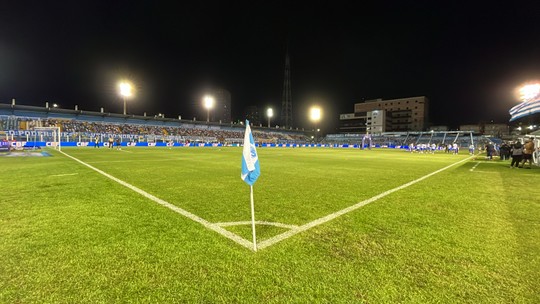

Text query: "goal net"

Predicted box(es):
[33, 127, 61, 151]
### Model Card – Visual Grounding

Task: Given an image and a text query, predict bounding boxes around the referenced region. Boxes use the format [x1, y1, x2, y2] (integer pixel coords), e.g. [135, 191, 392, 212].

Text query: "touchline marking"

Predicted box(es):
[58, 150, 253, 250]
[86, 159, 175, 164]
[256, 154, 476, 250]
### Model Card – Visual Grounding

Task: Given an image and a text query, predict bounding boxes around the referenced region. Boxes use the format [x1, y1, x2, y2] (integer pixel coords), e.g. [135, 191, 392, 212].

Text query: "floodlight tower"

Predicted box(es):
[281, 50, 293, 128]
[267, 108, 273, 128]
[203, 95, 215, 122]
[118, 81, 133, 115]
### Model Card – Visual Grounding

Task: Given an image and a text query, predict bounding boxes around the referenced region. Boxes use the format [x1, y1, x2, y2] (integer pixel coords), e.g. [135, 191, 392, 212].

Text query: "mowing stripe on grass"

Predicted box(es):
[256, 154, 475, 250]
[58, 150, 254, 250]
[50, 173, 79, 177]
[215, 221, 299, 229]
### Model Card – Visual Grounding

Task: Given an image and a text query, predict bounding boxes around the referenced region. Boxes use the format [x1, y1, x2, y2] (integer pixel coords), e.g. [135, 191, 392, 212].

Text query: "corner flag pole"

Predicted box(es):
[241, 119, 260, 252]
[250, 185, 257, 251]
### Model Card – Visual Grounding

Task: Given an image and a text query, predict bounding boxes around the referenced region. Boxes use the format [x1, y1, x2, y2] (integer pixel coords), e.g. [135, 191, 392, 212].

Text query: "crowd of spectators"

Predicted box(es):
[2, 117, 310, 143]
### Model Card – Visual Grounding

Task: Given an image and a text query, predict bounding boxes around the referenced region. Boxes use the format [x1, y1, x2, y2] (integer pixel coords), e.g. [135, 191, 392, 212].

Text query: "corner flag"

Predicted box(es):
[241, 120, 260, 185]
[241, 120, 261, 251]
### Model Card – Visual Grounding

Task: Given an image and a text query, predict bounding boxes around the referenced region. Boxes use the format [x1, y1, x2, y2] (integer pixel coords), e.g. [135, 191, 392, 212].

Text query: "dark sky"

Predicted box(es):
[2, 1, 540, 132]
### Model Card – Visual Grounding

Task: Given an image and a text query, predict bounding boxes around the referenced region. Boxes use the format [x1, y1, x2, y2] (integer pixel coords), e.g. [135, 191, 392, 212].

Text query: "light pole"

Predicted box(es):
[309, 106, 322, 142]
[267, 108, 273, 128]
[118, 81, 133, 115]
[203, 95, 214, 122]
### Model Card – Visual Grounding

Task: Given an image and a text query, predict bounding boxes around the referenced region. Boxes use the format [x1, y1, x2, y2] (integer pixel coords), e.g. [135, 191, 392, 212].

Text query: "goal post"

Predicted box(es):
[33, 127, 61, 151]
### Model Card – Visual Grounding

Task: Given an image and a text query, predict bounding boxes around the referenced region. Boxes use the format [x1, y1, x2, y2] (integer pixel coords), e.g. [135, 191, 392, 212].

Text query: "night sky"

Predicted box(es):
[2, 1, 540, 132]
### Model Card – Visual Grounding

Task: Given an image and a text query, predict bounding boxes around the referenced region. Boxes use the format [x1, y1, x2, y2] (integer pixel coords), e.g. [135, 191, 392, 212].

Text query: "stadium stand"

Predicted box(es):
[0, 103, 503, 148]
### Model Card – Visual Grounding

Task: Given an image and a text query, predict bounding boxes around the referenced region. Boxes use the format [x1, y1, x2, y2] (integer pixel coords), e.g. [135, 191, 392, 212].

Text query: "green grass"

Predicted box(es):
[1, 147, 539, 303]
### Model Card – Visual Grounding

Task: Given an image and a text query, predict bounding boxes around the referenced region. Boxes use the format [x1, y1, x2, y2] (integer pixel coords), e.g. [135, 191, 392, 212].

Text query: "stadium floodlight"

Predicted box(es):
[267, 108, 273, 128]
[518, 83, 540, 102]
[309, 106, 322, 123]
[203, 95, 215, 122]
[309, 106, 322, 142]
[118, 81, 134, 115]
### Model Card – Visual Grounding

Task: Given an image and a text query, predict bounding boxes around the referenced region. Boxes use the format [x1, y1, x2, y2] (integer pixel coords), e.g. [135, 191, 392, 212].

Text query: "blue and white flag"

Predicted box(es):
[241, 120, 260, 186]
[509, 98, 540, 121]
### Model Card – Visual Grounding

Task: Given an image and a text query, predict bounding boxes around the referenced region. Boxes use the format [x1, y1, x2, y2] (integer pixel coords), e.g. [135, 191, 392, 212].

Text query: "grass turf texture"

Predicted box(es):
[1, 147, 538, 303]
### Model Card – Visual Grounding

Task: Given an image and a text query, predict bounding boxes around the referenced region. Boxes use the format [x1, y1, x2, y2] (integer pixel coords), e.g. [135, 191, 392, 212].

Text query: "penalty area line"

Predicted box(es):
[58, 150, 253, 250]
[257, 154, 476, 250]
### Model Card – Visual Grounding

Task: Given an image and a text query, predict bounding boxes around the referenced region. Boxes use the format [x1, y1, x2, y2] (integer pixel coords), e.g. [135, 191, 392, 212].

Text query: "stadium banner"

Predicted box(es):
[6, 141, 411, 149]
[0, 141, 9, 152]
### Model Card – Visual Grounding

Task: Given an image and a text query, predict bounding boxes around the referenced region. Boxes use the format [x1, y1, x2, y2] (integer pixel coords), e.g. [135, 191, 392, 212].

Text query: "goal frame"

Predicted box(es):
[33, 127, 61, 151]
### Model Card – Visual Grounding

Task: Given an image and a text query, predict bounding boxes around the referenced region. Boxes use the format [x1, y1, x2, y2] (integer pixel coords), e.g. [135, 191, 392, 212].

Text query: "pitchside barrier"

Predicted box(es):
[9, 141, 441, 149]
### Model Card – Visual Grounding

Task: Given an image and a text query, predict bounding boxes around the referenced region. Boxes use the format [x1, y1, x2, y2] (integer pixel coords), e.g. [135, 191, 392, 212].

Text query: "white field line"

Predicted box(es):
[215, 221, 299, 229]
[470, 161, 480, 172]
[58, 150, 253, 250]
[256, 154, 476, 250]
[50, 173, 79, 177]
[60, 150, 474, 251]
[86, 159, 176, 164]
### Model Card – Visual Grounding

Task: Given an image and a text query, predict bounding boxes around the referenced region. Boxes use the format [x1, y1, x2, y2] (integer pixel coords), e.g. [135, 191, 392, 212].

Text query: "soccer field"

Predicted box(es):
[1, 147, 539, 303]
